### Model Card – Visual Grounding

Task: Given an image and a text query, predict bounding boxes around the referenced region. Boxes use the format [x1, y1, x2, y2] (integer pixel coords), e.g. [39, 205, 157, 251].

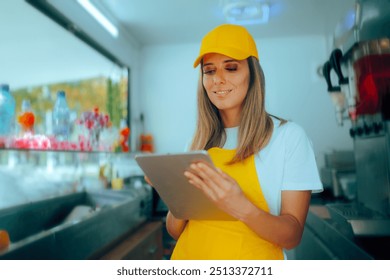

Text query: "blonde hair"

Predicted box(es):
[190, 56, 285, 163]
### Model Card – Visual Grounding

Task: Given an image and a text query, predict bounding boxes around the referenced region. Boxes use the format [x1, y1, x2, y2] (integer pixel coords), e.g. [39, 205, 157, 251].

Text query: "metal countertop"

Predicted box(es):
[306, 195, 390, 259]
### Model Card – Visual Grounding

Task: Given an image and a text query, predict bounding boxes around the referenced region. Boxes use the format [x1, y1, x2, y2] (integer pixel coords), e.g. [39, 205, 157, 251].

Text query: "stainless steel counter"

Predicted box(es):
[293, 199, 390, 260]
[0, 188, 152, 260]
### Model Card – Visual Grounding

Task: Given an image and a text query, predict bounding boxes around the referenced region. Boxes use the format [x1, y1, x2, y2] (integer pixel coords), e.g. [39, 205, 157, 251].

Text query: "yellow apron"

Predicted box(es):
[170, 147, 284, 260]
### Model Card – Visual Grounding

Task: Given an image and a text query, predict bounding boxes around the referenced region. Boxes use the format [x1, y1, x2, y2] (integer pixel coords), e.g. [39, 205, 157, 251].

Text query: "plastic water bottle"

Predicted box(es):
[0, 84, 16, 136]
[21, 99, 31, 113]
[52, 90, 70, 141]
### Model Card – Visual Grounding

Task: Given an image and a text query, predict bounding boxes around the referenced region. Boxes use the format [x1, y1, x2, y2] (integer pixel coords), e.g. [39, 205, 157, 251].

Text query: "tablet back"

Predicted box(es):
[135, 151, 235, 221]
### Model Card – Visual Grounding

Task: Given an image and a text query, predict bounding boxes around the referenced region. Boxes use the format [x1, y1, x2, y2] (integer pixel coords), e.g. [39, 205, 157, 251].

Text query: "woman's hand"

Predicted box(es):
[144, 176, 153, 186]
[166, 211, 188, 240]
[184, 162, 311, 249]
[184, 162, 253, 219]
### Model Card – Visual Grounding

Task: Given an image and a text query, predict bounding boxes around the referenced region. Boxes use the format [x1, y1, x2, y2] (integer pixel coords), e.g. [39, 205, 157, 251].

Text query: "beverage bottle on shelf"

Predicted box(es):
[18, 99, 35, 135]
[119, 119, 130, 152]
[21, 99, 31, 112]
[52, 90, 70, 141]
[0, 84, 16, 137]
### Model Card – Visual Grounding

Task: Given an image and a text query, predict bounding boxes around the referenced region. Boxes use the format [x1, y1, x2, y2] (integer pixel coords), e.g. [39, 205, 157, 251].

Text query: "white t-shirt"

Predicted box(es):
[223, 117, 323, 216]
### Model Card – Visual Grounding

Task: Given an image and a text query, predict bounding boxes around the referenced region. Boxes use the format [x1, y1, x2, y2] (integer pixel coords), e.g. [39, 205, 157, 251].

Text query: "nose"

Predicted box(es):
[213, 70, 226, 84]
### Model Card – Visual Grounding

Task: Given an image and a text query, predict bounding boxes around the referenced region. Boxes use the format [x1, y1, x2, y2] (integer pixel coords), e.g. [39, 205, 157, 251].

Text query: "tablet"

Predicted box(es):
[135, 151, 235, 221]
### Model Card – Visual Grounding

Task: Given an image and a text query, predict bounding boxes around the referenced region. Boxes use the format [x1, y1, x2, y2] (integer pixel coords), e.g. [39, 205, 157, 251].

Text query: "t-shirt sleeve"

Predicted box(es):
[281, 123, 323, 192]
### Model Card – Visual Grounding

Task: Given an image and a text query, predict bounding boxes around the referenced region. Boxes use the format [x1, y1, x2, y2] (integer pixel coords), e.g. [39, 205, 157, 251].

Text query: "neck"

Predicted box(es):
[220, 109, 241, 128]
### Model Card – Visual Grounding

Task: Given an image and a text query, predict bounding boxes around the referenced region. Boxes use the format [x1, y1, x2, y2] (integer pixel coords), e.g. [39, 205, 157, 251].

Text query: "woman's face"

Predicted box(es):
[202, 53, 250, 118]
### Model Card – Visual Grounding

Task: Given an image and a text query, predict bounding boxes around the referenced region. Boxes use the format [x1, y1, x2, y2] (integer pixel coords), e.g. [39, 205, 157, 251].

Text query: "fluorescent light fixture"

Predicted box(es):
[222, 0, 270, 25]
[77, 0, 118, 38]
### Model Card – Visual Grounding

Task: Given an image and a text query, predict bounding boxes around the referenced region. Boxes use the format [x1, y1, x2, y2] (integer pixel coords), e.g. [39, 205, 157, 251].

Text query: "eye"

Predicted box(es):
[225, 64, 238, 72]
[203, 68, 215, 75]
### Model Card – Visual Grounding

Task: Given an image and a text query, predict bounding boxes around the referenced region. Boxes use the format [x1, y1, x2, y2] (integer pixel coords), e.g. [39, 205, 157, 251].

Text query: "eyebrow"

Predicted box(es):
[203, 59, 239, 67]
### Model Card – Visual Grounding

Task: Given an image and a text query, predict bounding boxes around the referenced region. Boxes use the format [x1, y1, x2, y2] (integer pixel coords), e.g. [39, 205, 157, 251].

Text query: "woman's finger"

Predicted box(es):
[144, 175, 153, 186]
[192, 163, 234, 191]
[189, 163, 229, 193]
[184, 170, 218, 200]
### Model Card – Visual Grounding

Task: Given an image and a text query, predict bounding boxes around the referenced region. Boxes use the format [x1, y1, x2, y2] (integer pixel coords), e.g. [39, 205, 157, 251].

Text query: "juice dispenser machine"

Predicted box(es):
[323, 0, 390, 241]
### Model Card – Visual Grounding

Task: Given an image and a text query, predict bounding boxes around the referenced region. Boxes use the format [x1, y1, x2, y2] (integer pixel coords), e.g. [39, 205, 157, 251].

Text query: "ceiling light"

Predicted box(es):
[77, 0, 118, 38]
[222, 0, 270, 25]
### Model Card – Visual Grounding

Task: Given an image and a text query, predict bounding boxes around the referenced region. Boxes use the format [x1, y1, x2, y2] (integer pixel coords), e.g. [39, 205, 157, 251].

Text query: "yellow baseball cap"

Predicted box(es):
[193, 24, 259, 68]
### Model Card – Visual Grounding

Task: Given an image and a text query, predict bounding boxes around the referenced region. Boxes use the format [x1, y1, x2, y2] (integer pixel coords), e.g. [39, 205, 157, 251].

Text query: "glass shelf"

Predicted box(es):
[0, 134, 129, 154]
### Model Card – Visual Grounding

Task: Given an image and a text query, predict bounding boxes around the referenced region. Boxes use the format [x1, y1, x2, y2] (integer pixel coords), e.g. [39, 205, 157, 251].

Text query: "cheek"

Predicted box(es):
[243, 72, 250, 91]
[235, 76, 249, 94]
[202, 76, 212, 91]
[202, 78, 213, 100]
[205, 90, 214, 102]
[243, 79, 250, 93]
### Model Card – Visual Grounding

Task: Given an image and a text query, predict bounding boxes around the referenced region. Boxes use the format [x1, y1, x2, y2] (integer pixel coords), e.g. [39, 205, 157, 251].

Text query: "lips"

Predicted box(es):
[214, 89, 232, 96]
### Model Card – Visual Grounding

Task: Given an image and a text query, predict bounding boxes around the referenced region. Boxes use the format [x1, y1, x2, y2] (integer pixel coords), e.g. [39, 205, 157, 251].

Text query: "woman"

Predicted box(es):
[167, 24, 323, 260]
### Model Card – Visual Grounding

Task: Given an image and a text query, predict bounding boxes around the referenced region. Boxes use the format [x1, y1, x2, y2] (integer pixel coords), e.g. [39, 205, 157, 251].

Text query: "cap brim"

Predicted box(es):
[193, 47, 252, 68]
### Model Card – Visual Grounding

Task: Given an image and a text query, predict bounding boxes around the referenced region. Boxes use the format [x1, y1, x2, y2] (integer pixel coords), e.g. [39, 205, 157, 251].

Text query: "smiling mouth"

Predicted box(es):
[214, 90, 232, 96]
